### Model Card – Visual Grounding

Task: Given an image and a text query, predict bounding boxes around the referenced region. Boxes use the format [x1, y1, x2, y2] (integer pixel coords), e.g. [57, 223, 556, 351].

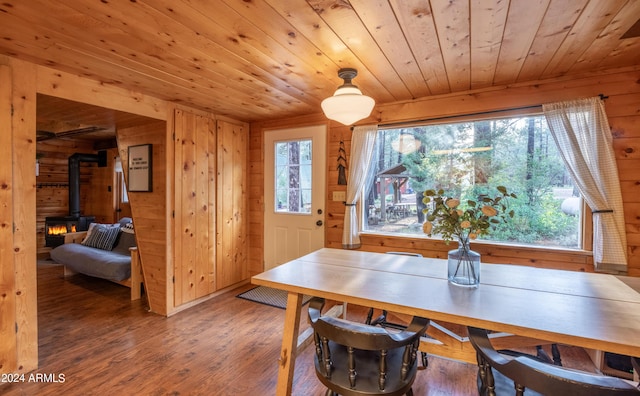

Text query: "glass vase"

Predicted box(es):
[447, 238, 480, 287]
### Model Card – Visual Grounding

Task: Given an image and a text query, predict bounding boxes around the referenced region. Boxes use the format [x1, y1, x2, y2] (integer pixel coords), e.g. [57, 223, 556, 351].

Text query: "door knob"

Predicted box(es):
[316, 220, 323, 226]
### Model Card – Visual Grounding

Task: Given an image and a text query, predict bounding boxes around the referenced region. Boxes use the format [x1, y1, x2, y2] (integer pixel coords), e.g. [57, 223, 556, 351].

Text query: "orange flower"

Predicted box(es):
[422, 221, 433, 234]
[481, 206, 498, 217]
[446, 198, 460, 208]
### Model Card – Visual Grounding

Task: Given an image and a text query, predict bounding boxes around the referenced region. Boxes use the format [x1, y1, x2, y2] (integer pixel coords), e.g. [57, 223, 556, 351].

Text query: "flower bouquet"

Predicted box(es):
[422, 186, 516, 286]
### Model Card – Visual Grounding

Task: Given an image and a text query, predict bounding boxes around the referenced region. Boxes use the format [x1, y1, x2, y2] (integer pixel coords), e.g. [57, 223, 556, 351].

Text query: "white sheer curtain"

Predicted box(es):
[342, 124, 378, 249]
[543, 97, 627, 273]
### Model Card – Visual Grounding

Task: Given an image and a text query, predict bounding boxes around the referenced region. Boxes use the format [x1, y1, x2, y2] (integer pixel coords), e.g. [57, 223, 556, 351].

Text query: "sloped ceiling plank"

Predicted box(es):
[66, 0, 315, 112]
[307, 0, 413, 101]
[350, 0, 431, 99]
[598, 37, 640, 70]
[469, 0, 508, 89]
[266, 0, 396, 104]
[570, 0, 640, 74]
[493, 0, 551, 86]
[542, 0, 628, 78]
[516, 0, 588, 83]
[389, 0, 450, 95]
[219, 0, 340, 95]
[430, 0, 471, 92]
[0, 17, 199, 108]
[5, 1, 280, 119]
[166, 0, 330, 101]
[61, 1, 314, 116]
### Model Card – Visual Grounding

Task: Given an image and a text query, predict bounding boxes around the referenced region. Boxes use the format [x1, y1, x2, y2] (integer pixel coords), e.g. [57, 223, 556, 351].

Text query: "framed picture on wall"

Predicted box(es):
[128, 144, 153, 192]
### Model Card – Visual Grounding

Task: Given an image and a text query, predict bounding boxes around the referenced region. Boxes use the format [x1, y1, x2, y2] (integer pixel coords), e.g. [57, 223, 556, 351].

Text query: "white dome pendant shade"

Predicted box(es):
[321, 68, 375, 126]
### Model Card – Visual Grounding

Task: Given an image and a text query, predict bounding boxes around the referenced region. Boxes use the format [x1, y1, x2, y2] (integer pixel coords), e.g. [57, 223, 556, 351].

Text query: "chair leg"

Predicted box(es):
[370, 310, 389, 326]
[535, 345, 552, 363]
[536, 344, 563, 366]
[365, 307, 375, 325]
[420, 352, 429, 369]
[551, 344, 562, 366]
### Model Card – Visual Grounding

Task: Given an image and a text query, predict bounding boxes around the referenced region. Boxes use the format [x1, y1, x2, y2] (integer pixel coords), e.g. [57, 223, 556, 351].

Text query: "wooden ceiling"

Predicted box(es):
[1, 0, 640, 131]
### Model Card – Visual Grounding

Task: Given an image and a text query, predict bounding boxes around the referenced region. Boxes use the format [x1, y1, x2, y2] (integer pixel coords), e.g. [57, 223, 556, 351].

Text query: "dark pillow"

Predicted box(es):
[81, 224, 121, 251]
[112, 232, 137, 255]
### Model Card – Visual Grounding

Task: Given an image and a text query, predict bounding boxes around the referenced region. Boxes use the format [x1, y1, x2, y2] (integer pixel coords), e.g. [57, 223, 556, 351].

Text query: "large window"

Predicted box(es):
[363, 115, 582, 249]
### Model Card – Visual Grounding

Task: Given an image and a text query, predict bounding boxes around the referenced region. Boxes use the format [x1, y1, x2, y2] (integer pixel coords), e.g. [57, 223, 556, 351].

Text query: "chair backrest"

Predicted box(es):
[467, 326, 640, 396]
[308, 297, 429, 396]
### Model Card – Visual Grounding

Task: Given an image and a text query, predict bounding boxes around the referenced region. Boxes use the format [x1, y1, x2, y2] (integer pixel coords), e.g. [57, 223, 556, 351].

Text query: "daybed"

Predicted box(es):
[50, 218, 143, 300]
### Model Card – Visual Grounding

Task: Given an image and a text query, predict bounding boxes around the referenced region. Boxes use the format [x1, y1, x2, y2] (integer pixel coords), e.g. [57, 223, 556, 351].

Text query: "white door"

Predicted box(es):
[264, 125, 326, 270]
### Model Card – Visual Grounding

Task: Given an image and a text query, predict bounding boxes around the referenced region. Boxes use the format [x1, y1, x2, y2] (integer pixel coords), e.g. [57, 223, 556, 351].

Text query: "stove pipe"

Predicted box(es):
[68, 151, 107, 218]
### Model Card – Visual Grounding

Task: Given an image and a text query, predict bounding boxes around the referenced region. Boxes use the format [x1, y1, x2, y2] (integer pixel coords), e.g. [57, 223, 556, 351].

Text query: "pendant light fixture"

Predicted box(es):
[321, 68, 375, 126]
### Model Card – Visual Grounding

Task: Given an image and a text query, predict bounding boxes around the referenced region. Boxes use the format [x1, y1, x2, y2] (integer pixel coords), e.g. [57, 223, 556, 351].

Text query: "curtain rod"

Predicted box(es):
[352, 93, 608, 130]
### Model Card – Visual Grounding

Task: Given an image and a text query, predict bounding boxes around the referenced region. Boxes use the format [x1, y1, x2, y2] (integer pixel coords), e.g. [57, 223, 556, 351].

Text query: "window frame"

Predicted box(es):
[358, 110, 593, 254]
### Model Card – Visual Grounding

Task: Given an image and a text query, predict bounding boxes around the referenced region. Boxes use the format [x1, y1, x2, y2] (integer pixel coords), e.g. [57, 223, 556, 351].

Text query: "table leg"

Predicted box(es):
[275, 292, 303, 396]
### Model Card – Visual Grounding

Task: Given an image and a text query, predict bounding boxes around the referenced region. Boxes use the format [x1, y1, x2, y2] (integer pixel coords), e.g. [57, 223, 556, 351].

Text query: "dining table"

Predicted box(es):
[251, 247, 640, 396]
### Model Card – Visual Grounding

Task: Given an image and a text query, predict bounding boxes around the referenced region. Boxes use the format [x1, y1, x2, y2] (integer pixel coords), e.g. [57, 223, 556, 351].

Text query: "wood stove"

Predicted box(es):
[44, 151, 106, 248]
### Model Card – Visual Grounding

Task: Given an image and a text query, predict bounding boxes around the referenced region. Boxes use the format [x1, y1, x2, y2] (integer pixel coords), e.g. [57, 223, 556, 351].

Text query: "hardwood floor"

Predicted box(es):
[1, 263, 598, 395]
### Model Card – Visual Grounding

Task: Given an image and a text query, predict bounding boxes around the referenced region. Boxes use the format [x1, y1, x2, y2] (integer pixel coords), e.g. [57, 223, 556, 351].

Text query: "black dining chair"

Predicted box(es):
[467, 326, 640, 396]
[308, 297, 429, 396]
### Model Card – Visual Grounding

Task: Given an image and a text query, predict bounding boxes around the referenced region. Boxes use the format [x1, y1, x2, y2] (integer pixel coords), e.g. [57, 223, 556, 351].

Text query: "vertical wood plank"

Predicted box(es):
[195, 115, 210, 297]
[217, 121, 233, 288]
[165, 107, 176, 312]
[181, 111, 196, 303]
[208, 118, 217, 293]
[216, 120, 247, 289]
[11, 58, 38, 372]
[173, 110, 184, 306]
[0, 64, 17, 373]
[236, 122, 248, 281]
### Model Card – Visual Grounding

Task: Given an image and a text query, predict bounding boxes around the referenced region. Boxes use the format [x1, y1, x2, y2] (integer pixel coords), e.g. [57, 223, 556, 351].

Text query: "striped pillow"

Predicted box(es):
[81, 224, 121, 251]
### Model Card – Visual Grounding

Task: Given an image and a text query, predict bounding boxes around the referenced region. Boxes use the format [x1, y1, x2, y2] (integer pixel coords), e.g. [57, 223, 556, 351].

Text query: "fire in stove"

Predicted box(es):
[47, 223, 77, 236]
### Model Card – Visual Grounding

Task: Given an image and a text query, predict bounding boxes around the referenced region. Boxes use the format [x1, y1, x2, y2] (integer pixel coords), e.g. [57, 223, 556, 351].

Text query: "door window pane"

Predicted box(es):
[275, 139, 312, 214]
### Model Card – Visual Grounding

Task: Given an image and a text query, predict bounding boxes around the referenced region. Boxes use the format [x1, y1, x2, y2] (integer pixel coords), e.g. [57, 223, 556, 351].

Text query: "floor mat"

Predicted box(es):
[236, 286, 312, 309]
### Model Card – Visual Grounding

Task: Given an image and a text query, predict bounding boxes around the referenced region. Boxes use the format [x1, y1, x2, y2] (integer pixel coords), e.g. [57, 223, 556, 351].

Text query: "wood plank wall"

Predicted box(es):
[249, 67, 640, 277]
[84, 147, 119, 224]
[216, 120, 248, 289]
[2, 54, 252, 373]
[117, 121, 168, 316]
[173, 109, 217, 306]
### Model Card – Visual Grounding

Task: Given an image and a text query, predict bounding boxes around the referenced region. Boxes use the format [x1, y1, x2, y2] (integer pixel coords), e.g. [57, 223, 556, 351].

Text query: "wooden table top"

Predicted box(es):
[252, 248, 640, 357]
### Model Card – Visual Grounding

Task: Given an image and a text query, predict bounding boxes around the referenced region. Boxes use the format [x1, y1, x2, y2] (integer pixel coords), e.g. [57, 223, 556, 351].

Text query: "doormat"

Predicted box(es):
[237, 286, 312, 309]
